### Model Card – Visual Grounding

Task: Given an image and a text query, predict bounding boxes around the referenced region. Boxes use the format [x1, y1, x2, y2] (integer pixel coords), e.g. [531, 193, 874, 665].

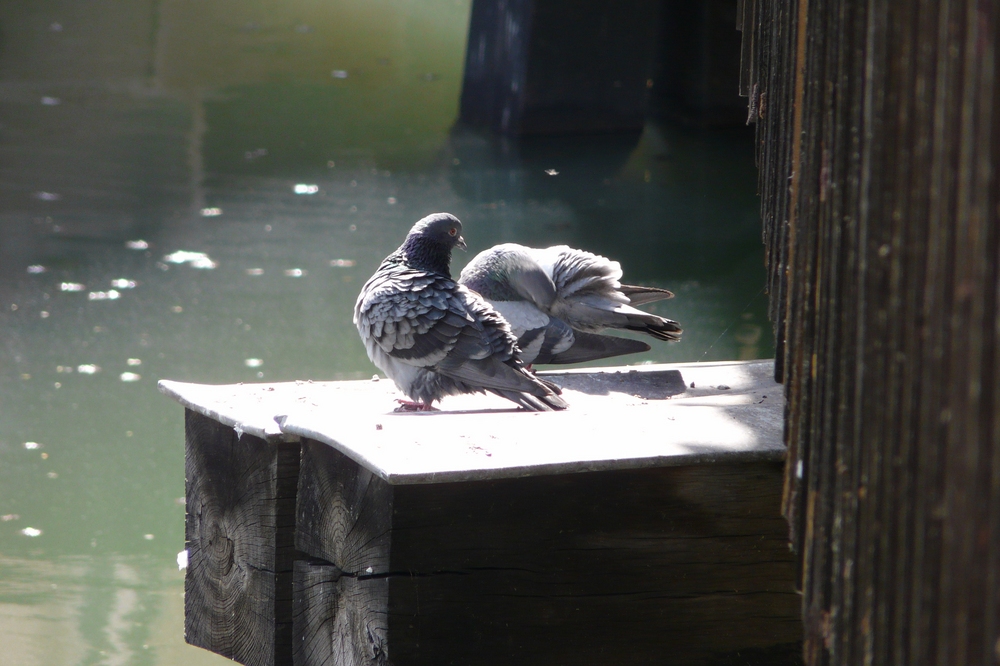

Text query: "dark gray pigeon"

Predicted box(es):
[354, 213, 568, 411]
[458, 243, 682, 365]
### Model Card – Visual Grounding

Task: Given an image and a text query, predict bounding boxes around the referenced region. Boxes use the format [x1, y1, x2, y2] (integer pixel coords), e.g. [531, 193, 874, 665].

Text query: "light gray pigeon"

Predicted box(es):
[354, 213, 568, 411]
[458, 243, 682, 365]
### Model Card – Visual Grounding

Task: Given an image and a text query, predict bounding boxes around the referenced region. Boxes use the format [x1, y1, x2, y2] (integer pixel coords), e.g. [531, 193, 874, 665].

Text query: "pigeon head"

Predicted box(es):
[398, 213, 467, 274]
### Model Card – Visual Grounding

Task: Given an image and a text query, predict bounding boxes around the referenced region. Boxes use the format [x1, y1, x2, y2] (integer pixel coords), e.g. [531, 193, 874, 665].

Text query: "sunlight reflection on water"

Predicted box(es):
[0, 0, 768, 663]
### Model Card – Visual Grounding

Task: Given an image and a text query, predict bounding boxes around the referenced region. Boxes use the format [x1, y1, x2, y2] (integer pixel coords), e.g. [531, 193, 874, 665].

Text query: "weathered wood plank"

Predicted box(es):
[292, 560, 389, 666]
[293, 440, 392, 666]
[293, 440, 800, 665]
[162, 361, 783, 486]
[164, 361, 795, 665]
[184, 410, 300, 666]
[747, 1, 1000, 663]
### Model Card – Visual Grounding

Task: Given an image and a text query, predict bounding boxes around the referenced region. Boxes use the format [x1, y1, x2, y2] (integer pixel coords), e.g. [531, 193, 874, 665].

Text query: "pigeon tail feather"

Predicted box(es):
[620, 284, 675, 305]
[545, 331, 651, 364]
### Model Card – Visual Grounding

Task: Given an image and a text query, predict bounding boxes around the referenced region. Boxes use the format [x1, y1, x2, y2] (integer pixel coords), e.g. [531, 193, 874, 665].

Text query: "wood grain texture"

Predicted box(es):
[743, 1, 1000, 663]
[387, 462, 800, 666]
[293, 560, 389, 666]
[185, 409, 300, 666]
[296, 439, 393, 574]
[295, 439, 800, 666]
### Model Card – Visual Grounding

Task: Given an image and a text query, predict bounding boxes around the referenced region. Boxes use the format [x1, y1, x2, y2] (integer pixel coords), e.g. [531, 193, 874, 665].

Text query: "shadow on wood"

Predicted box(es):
[184, 411, 300, 666]
[294, 440, 801, 665]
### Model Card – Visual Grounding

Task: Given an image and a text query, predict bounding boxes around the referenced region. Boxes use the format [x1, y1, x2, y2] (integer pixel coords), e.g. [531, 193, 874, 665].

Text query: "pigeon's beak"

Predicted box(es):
[456, 235, 467, 251]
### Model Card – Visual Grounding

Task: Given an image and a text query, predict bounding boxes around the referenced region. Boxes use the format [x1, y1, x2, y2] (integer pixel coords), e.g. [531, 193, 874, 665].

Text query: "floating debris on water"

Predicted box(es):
[245, 148, 268, 160]
[110, 279, 136, 289]
[60, 282, 85, 292]
[293, 183, 319, 195]
[200, 207, 222, 217]
[23, 442, 42, 450]
[245, 268, 264, 276]
[171, 305, 183, 313]
[126, 239, 149, 250]
[144, 534, 154, 541]
[1, 514, 19, 522]
[40, 97, 61, 106]
[47, 472, 58, 479]
[244, 358, 263, 368]
[88, 289, 120, 301]
[283, 268, 306, 277]
[21, 527, 42, 537]
[40, 311, 49, 318]
[545, 169, 559, 176]
[330, 259, 356, 267]
[177, 550, 188, 570]
[120, 372, 141, 382]
[163, 250, 217, 269]
[387, 197, 397, 204]
[50, 22, 63, 31]
[77, 364, 100, 374]
[127, 358, 141, 366]
[27, 265, 46, 274]
[331, 70, 348, 79]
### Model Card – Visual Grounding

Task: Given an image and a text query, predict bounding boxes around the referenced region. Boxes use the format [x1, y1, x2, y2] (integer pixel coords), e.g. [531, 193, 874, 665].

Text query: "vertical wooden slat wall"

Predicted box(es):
[741, 1, 1000, 664]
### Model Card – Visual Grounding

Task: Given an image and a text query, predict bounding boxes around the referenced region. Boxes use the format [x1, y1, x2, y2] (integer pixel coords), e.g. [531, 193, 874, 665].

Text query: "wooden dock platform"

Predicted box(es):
[161, 359, 802, 666]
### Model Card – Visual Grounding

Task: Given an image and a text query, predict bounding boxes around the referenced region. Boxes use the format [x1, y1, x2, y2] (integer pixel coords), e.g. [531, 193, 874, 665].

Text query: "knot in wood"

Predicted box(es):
[207, 523, 236, 576]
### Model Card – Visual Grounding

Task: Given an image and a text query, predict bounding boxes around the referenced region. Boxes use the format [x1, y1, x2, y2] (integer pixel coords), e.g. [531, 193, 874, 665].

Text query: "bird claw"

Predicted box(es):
[394, 399, 439, 412]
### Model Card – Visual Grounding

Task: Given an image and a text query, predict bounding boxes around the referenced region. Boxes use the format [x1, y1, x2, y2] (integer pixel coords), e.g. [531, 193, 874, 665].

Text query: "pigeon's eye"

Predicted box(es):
[448, 227, 458, 237]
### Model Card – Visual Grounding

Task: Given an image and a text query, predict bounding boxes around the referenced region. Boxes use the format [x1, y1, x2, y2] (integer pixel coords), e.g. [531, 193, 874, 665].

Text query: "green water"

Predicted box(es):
[0, 1, 769, 664]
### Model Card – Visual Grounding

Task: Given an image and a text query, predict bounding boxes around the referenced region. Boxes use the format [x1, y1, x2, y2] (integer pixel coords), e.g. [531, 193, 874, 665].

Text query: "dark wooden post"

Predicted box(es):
[293, 440, 801, 666]
[184, 410, 300, 666]
[741, 1, 1000, 664]
[162, 361, 802, 665]
[655, 0, 748, 126]
[459, 0, 660, 134]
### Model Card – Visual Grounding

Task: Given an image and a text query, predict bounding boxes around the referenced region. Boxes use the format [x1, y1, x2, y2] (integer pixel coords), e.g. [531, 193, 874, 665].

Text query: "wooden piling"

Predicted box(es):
[741, 1, 1000, 663]
[459, 0, 659, 134]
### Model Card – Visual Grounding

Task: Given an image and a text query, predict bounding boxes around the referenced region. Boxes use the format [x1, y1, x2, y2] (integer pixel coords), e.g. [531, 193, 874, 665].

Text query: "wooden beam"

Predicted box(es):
[183, 410, 300, 666]
[160, 360, 800, 665]
[293, 440, 800, 666]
